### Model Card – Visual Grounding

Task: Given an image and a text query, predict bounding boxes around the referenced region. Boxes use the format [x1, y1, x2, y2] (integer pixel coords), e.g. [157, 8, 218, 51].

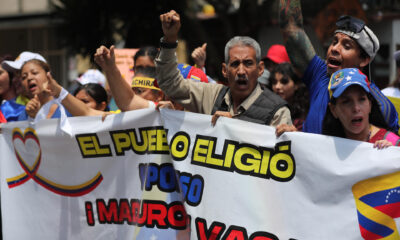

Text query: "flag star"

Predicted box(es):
[346, 76, 352, 81]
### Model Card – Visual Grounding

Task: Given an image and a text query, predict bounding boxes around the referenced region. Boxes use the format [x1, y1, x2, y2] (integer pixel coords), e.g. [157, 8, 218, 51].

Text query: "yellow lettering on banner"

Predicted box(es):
[170, 132, 190, 161]
[77, 136, 96, 155]
[129, 130, 148, 153]
[259, 150, 271, 175]
[147, 129, 157, 152]
[270, 152, 294, 181]
[112, 132, 131, 155]
[109, 127, 170, 156]
[156, 129, 170, 152]
[92, 136, 111, 155]
[193, 138, 208, 163]
[234, 146, 261, 173]
[75, 133, 112, 158]
[190, 135, 295, 182]
[223, 143, 236, 168]
[206, 140, 223, 166]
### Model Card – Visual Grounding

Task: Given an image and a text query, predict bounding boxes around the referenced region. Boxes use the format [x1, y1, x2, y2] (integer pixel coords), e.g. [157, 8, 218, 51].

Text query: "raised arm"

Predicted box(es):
[279, 0, 316, 77]
[94, 46, 150, 111]
[156, 10, 223, 114]
[46, 73, 105, 116]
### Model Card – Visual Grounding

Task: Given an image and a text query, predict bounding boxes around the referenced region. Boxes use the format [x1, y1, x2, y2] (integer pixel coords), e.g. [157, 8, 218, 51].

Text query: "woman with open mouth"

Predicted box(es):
[323, 68, 400, 148]
[17, 59, 71, 121]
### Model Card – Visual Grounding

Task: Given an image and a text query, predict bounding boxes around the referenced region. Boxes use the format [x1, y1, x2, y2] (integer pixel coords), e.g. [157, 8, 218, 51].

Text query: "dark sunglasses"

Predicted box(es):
[335, 15, 376, 54]
[336, 15, 365, 33]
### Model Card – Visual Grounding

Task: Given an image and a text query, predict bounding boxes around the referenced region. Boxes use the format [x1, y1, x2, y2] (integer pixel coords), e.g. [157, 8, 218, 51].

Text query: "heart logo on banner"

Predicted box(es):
[12, 128, 42, 175]
[6, 127, 103, 197]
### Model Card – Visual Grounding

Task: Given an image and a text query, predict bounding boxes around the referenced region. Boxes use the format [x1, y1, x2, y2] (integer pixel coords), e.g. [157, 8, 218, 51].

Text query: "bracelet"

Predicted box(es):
[57, 87, 69, 102]
[160, 37, 178, 49]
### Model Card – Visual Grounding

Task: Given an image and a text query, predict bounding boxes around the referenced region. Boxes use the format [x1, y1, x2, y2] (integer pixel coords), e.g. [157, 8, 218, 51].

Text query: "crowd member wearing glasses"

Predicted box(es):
[279, 0, 399, 135]
[323, 68, 399, 148]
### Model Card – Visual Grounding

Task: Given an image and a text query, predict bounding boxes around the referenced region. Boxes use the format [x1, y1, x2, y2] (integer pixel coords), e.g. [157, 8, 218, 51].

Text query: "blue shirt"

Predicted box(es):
[0, 98, 25, 122]
[302, 55, 399, 134]
[17, 104, 72, 121]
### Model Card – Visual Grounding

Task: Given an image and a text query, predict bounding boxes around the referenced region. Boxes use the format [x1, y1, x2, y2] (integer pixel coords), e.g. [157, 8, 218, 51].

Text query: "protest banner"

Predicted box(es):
[1, 109, 400, 239]
[114, 48, 138, 84]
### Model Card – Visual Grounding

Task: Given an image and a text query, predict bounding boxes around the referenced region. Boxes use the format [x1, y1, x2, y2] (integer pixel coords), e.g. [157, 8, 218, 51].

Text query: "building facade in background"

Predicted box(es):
[0, 0, 68, 86]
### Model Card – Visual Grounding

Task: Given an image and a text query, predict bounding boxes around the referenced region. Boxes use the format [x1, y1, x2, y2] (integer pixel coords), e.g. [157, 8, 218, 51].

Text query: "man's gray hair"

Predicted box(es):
[224, 36, 261, 64]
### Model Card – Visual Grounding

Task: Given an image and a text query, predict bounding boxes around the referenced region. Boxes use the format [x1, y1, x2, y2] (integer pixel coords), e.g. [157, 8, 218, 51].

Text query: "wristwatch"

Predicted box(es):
[160, 37, 178, 49]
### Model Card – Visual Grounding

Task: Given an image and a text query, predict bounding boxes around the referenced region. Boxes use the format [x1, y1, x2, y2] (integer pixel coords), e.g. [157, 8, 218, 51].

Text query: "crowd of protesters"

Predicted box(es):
[0, 3, 399, 148]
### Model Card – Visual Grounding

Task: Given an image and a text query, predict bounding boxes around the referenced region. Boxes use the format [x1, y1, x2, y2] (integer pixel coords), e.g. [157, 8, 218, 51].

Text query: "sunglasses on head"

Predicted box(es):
[335, 15, 376, 54]
[336, 15, 365, 33]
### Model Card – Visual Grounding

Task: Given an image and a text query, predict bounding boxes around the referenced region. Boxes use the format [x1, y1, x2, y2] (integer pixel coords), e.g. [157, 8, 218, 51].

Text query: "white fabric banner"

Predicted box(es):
[1, 109, 400, 240]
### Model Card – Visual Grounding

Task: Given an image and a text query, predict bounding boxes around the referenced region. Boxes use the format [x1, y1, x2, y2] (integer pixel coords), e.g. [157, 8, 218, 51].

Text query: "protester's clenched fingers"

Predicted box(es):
[109, 45, 115, 59]
[211, 114, 219, 127]
[99, 45, 108, 55]
[211, 111, 232, 126]
[169, 10, 180, 20]
[156, 101, 175, 111]
[45, 72, 61, 96]
[275, 124, 288, 137]
[160, 10, 179, 24]
[192, 49, 202, 58]
[374, 140, 392, 149]
[101, 112, 113, 122]
[95, 46, 104, 56]
[95, 46, 108, 60]
[33, 94, 39, 103]
[160, 13, 168, 23]
[275, 124, 296, 137]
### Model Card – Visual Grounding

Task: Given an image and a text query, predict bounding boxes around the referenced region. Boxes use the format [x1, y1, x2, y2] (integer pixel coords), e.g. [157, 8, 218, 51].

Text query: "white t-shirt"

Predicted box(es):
[382, 87, 400, 98]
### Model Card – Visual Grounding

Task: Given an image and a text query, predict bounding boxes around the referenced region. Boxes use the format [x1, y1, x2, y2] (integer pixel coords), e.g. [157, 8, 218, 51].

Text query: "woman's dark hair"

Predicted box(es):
[0, 54, 15, 86]
[322, 93, 388, 138]
[73, 83, 108, 106]
[133, 46, 159, 69]
[269, 62, 310, 120]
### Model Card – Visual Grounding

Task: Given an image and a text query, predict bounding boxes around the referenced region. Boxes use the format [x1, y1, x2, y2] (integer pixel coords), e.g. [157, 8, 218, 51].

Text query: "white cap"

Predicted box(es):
[77, 69, 106, 87]
[335, 25, 380, 60]
[1, 51, 46, 71]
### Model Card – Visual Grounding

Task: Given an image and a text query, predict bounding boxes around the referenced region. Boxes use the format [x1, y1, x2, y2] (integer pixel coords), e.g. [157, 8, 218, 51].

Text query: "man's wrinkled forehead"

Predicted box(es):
[227, 45, 257, 62]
